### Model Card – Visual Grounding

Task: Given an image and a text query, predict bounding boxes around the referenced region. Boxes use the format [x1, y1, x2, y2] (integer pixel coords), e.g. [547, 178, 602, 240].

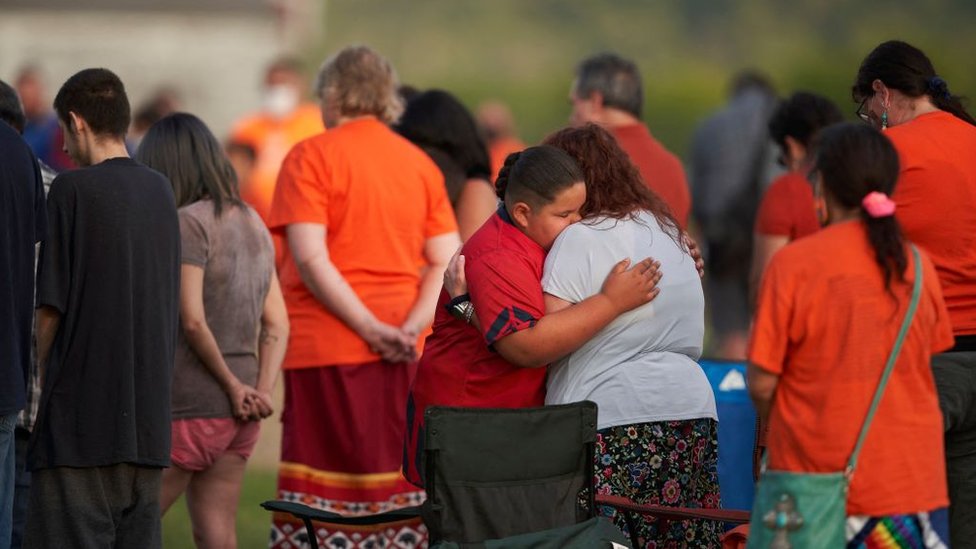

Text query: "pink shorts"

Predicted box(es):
[170, 417, 261, 472]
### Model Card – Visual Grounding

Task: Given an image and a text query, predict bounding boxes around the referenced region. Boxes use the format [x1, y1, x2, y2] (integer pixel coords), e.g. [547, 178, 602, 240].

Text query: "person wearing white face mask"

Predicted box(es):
[228, 57, 324, 225]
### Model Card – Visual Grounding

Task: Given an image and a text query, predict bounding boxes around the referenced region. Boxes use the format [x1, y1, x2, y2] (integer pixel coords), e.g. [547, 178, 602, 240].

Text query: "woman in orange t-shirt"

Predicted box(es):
[749, 123, 952, 545]
[853, 40, 976, 545]
[749, 92, 842, 306]
[266, 46, 461, 549]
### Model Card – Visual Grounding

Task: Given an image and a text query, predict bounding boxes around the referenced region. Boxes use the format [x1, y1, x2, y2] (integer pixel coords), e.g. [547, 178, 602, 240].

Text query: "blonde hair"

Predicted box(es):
[315, 45, 404, 124]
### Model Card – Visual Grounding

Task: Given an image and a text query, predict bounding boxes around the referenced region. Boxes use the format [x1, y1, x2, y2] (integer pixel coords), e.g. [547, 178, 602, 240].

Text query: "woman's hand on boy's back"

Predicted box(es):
[600, 257, 662, 313]
[683, 234, 705, 278]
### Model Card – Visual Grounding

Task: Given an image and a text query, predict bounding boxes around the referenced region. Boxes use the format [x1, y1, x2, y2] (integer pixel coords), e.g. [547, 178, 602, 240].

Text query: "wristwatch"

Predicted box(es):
[446, 293, 475, 324]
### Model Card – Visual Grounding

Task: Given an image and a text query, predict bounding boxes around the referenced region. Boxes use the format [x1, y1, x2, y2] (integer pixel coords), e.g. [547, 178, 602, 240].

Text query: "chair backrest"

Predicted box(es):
[421, 401, 598, 544]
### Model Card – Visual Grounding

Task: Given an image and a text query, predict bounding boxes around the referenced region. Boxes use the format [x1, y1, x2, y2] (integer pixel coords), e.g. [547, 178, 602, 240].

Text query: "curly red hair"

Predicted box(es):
[543, 123, 679, 235]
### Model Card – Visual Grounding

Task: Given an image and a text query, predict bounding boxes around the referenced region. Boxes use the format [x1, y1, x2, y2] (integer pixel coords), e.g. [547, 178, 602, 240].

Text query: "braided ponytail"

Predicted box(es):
[495, 150, 522, 201]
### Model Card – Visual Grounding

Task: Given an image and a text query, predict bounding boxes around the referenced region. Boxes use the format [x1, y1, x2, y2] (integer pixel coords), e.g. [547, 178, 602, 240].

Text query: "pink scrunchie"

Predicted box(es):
[862, 191, 896, 218]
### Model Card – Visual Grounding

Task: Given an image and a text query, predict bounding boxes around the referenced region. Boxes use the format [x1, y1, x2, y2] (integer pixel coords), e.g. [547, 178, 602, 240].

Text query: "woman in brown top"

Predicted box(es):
[136, 113, 289, 548]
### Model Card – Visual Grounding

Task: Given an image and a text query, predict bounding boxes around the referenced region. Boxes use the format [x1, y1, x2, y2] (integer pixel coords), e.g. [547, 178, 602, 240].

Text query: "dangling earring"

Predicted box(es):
[881, 109, 888, 130]
[814, 195, 830, 227]
[812, 177, 830, 227]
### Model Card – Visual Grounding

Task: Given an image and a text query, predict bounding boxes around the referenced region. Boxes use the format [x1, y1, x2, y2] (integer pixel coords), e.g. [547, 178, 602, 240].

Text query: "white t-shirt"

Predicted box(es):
[542, 211, 717, 429]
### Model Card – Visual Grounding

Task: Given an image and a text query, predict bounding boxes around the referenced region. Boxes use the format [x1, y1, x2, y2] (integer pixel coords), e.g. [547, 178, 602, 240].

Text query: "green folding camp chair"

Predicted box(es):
[262, 401, 630, 548]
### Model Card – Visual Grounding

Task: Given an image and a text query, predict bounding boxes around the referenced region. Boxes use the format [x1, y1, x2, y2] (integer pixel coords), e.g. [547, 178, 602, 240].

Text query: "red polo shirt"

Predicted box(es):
[405, 208, 548, 485]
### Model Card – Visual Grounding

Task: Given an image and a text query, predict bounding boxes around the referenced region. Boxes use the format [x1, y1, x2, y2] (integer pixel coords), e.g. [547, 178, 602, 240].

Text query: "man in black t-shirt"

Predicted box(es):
[26, 68, 179, 549]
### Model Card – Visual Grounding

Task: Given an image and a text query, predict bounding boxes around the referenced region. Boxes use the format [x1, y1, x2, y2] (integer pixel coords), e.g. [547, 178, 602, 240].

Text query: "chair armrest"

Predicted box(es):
[261, 500, 423, 526]
[595, 494, 750, 524]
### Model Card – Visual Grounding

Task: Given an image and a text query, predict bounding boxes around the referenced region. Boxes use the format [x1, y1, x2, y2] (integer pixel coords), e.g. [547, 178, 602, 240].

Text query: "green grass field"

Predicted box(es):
[162, 468, 277, 549]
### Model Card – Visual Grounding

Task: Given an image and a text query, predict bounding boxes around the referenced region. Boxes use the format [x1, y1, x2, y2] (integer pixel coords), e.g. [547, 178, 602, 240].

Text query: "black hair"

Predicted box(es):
[135, 112, 243, 216]
[495, 145, 584, 210]
[395, 89, 492, 205]
[812, 123, 905, 288]
[398, 84, 421, 103]
[574, 53, 643, 118]
[853, 40, 976, 127]
[53, 68, 130, 138]
[0, 79, 26, 133]
[768, 92, 844, 150]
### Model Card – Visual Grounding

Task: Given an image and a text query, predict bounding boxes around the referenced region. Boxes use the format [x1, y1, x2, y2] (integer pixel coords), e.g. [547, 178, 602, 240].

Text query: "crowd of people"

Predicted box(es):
[0, 38, 974, 549]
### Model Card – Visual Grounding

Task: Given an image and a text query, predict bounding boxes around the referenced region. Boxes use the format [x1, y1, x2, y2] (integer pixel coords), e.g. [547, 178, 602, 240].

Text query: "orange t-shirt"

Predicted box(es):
[750, 221, 953, 516]
[611, 124, 691, 229]
[230, 103, 324, 224]
[754, 171, 819, 239]
[268, 118, 457, 369]
[488, 137, 525, 183]
[886, 111, 976, 336]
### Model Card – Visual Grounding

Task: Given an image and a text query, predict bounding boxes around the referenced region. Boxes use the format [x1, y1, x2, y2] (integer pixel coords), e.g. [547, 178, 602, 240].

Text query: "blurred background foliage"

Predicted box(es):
[308, 0, 976, 157]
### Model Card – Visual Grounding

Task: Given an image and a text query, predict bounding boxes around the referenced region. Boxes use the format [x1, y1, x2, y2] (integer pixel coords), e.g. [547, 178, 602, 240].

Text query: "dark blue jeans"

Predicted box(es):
[0, 412, 17, 549]
[11, 427, 30, 549]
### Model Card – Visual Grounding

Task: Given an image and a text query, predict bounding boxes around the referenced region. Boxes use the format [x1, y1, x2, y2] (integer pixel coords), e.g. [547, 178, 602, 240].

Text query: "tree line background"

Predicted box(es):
[310, 0, 976, 156]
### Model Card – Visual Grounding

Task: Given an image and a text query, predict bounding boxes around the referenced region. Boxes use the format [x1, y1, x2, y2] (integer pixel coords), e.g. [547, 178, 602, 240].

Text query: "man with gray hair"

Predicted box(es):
[569, 52, 691, 228]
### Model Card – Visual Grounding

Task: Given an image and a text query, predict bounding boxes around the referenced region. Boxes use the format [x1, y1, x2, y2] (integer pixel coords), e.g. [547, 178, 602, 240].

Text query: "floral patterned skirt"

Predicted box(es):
[595, 418, 722, 548]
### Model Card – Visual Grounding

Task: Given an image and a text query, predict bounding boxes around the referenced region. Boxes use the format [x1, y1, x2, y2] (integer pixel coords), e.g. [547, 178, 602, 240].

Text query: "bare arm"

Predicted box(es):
[35, 306, 61, 383]
[401, 232, 462, 340]
[250, 270, 289, 419]
[494, 258, 661, 368]
[179, 264, 255, 419]
[544, 293, 572, 314]
[747, 363, 780, 425]
[455, 178, 498, 242]
[749, 233, 789, 310]
[286, 223, 406, 362]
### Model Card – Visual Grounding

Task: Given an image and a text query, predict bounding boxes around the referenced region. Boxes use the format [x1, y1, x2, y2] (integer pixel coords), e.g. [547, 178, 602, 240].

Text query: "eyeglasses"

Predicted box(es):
[856, 98, 871, 122]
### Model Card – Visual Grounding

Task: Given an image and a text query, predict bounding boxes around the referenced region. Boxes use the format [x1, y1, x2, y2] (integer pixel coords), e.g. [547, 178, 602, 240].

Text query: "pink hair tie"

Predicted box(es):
[862, 191, 896, 218]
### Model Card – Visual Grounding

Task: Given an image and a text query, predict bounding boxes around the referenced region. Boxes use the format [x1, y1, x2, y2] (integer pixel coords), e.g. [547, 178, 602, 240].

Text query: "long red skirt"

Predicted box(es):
[269, 361, 427, 548]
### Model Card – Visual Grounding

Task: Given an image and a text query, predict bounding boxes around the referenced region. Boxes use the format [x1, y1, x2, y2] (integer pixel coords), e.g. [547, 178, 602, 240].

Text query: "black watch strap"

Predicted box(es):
[445, 293, 471, 309]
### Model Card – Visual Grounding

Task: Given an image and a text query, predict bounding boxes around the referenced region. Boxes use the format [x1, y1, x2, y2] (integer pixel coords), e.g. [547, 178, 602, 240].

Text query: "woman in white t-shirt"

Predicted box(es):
[544, 124, 719, 548]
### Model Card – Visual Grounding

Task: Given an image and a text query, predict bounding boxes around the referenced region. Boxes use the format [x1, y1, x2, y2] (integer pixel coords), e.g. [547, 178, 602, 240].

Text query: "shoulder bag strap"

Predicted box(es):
[846, 245, 923, 476]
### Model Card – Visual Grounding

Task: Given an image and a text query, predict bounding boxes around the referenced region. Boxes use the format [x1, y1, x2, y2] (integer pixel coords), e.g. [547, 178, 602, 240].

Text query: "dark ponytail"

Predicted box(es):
[496, 145, 584, 207]
[813, 123, 906, 289]
[853, 40, 976, 127]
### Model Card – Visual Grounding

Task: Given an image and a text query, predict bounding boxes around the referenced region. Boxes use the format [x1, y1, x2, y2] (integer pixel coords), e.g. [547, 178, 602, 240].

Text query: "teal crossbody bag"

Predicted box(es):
[746, 245, 923, 549]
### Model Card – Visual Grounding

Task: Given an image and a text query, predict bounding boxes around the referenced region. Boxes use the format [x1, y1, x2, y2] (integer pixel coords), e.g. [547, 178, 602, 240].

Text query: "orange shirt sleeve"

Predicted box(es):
[749, 252, 795, 375]
[921, 250, 956, 353]
[228, 116, 263, 148]
[423, 164, 459, 238]
[268, 140, 330, 229]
